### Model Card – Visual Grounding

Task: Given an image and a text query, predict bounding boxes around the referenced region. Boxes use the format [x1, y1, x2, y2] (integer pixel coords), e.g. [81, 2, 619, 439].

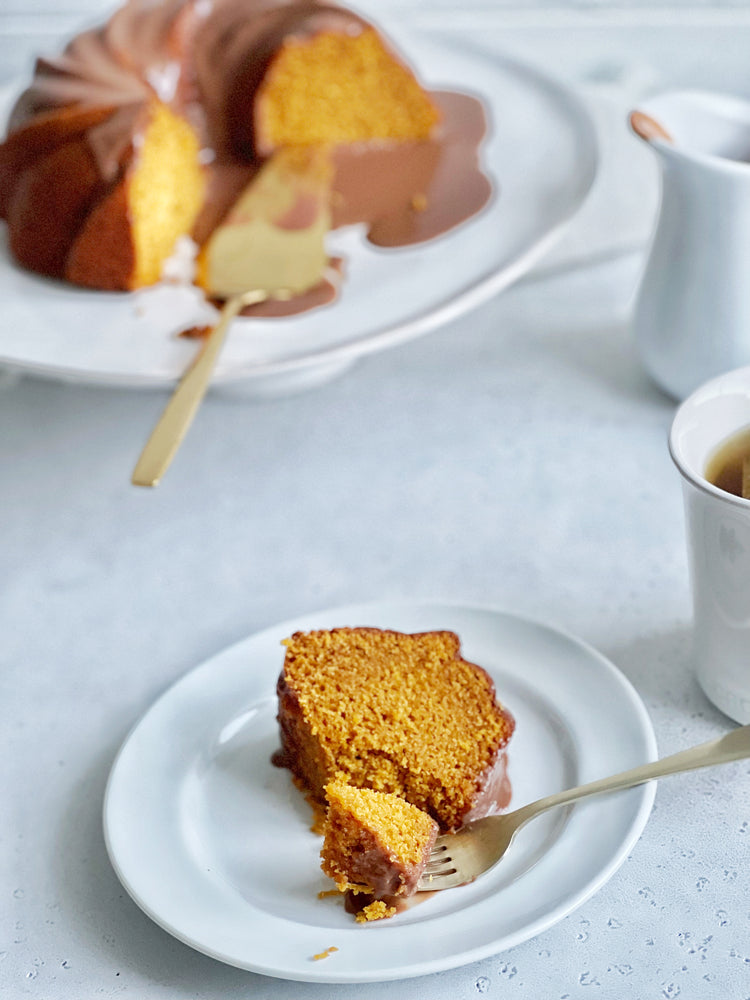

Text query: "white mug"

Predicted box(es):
[670, 365, 750, 723]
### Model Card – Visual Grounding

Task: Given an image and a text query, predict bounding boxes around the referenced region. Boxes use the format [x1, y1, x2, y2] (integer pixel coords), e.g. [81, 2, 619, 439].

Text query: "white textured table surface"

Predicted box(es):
[3, 8, 750, 1000]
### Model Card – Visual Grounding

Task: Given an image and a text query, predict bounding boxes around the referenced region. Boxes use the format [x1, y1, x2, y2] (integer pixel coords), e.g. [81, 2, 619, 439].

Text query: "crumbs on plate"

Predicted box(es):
[311, 946, 339, 961]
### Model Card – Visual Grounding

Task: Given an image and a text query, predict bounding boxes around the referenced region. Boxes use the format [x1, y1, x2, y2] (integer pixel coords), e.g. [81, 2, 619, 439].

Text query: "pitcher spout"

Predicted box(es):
[630, 109, 674, 147]
[630, 89, 750, 167]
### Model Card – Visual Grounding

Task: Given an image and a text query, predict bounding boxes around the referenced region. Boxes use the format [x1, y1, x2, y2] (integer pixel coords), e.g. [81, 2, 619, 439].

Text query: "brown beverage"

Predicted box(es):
[705, 425, 750, 498]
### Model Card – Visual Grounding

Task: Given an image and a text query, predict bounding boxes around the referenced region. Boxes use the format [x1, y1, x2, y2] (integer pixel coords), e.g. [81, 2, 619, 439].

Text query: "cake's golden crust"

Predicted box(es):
[6, 139, 107, 279]
[65, 180, 137, 290]
[276, 673, 332, 802]
[0, 104, 116, 218]
[275, 627, 515, 833]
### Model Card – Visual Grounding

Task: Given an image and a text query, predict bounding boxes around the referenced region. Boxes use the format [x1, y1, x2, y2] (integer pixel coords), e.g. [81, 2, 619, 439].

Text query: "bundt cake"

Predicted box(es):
[321, 780, 439, 922]
[275, 627, 515, 833]
[0, 0, 491, 304]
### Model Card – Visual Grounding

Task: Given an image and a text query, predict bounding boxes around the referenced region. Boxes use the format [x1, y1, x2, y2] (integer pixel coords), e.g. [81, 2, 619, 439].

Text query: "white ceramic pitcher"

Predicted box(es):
[630, 90, 750, 400]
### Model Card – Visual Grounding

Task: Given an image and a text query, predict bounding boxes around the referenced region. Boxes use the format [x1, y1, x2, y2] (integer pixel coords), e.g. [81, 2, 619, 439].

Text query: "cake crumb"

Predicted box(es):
[411, 192, 428, 211]
[178, 324, 212, 339]
[317, 889, 341, 899]
[311, 946, 339, 961]
[355, 901, 396, 923]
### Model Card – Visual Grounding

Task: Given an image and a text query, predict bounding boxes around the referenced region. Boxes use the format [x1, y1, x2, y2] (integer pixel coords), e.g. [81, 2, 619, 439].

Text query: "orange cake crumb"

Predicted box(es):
[356, 900, 396, 923]
[311, 945, 339, 960]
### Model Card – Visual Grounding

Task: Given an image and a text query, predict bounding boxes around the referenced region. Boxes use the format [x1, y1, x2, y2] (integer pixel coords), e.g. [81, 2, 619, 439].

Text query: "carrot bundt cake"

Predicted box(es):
[0, 0, 492, 306]
[274, 626, 514, 918]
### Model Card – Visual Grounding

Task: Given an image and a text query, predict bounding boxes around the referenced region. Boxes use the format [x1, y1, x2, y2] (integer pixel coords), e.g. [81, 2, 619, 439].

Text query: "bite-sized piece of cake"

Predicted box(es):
[275, 627, 515, 832]
[196, 146, 333, 299]
[321, 780, 438, 921]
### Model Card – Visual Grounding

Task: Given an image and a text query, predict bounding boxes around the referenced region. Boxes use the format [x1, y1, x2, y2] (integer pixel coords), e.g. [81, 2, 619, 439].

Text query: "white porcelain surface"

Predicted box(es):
[0, 29, 596, 394]
[670, 365, 750, 722]
[104, 602, 656, 983]
[631, 90, 750, 401]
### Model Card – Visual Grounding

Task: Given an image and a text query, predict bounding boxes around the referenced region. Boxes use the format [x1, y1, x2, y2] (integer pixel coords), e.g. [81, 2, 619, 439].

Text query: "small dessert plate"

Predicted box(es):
[104, 600, 656, 983]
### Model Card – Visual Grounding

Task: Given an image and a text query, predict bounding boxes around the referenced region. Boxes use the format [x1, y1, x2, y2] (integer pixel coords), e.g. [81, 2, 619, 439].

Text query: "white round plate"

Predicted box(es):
[0, 28, 596, 393]
[104, 601, 656, 983]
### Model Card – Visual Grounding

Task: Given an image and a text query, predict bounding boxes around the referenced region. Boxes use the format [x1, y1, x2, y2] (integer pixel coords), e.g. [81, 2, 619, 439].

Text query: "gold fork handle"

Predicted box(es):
[131, 289, 267, 487]
[513, 724, 750, 826]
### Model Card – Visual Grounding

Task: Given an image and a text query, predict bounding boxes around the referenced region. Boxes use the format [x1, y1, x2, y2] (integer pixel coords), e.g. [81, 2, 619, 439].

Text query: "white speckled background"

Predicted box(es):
[2, 3, 750, 998]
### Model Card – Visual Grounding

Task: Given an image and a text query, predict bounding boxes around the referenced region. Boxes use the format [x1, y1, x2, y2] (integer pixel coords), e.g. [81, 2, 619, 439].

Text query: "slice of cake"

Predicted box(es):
[320, 780, 439, 921]
[275, 627, 515, 833]
[64, 102, 206, 291]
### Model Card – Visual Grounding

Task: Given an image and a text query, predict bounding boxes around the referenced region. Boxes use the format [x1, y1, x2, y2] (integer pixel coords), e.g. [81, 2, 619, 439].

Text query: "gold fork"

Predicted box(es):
[131, 288, 287, 487]
[418, 724, 750, 891]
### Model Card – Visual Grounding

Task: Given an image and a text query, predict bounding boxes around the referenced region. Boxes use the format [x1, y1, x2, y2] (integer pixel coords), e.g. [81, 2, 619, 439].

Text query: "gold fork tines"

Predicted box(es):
[417, 724, 750, 892]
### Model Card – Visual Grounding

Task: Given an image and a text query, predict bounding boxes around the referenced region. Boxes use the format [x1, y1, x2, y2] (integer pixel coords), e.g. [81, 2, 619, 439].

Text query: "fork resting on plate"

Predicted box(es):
[418, 724, 750, 891]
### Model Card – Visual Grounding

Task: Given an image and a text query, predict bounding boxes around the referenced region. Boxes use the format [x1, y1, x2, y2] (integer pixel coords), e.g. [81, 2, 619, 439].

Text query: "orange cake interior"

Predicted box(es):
[255, 27, 439, 153]
[65, 102, 206, 291]
[276, 627, 515, 833]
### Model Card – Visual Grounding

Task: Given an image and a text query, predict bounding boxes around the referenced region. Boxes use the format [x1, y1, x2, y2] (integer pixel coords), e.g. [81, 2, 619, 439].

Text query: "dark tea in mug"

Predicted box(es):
[705, 424, 750, 498]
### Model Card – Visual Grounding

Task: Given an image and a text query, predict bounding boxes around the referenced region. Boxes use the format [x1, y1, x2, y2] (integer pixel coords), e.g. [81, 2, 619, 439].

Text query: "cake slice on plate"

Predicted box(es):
[274, 626, 515, 921]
